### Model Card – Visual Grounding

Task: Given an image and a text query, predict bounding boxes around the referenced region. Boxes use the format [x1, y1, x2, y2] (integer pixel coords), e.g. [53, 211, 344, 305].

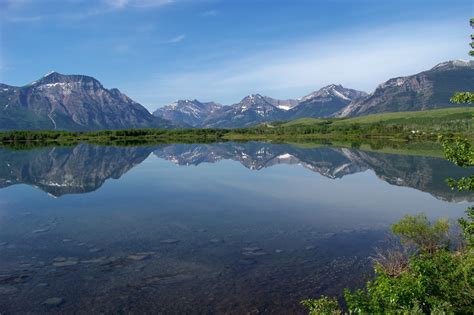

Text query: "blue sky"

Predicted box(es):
[1, 0, 473, 111]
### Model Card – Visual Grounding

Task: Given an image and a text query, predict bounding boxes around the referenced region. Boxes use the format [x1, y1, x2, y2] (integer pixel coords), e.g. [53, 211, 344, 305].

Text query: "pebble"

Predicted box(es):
[81, 257, 108, 264]
[160, 239, 180, 244]
[0, 285, 18, 295]
[137, 251, 157, 255]
[238, 259, 257, 266]
[242, 246, 262, 252]
[53, 259, 78, 267]
[42, 297, 64, 307]
[32, 227, 50, 234]
[242, 251, 267, 256]
[19, 263, 33, 267]
[127, 254, 149, 261]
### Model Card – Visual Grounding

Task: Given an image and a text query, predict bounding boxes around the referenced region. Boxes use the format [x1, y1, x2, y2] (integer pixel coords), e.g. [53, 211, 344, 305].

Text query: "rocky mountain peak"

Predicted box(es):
[431, 59, 473, 71]
[299, 84, 367, 103]
[242, 94, 266, 103]
[238, 94, 278, 112]
[29, 71, 104, 91]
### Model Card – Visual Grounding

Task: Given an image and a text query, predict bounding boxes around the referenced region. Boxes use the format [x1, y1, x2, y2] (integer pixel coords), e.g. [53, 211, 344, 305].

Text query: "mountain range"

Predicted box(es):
[154, 60, 473, 128]
[0, 60, 472, 131]
[154, 84, 368, 128]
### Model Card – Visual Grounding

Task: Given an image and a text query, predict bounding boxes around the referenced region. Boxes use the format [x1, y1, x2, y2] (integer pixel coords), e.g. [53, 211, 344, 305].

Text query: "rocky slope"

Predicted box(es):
[288, 84, 367, 119]
[339, 60, 474, 117]
[203, 94, 287, 128]
[0, 72, 173, 131]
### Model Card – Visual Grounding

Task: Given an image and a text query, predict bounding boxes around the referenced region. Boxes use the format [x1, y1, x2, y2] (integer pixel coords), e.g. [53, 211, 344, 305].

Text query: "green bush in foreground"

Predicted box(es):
[300, 296, 341, 315]
[301, 138, 474, 314]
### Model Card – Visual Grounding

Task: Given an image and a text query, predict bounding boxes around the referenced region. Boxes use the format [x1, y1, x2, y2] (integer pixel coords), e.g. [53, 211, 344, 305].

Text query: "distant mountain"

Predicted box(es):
[153, 99, 222, 127]
[339, 60, 474, 117]
[288, 84, 367, 119]
[203, 94, 286, 128]
[154, 87, 366, 128]
[0, 72, 173, 131]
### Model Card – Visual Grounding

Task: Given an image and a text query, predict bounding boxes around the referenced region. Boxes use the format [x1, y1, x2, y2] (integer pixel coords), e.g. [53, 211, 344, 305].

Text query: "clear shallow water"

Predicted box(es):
[0, 142, 471, 313]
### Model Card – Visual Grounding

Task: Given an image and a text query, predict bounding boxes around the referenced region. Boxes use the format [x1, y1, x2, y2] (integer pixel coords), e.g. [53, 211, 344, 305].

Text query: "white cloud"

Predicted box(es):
[129, 19, 469, 110]
[3, 0, 175, 23]
[201, 10, 218, 17]
[4, 15, 44, 23]
[105, 0, 174, 9]
[167, 34, 186, 43]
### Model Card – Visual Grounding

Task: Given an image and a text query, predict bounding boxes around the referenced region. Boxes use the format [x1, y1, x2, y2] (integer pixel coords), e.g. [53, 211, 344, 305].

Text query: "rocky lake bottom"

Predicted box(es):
[0, 142, 471, 313]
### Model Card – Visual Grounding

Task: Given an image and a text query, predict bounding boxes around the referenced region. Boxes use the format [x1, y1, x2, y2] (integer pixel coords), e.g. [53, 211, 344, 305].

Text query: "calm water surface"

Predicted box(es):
[0, 142, 471, 314]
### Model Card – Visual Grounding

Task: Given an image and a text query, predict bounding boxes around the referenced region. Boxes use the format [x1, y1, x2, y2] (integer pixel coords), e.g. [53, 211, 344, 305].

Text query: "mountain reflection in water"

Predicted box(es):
[0, 142, 472, 202]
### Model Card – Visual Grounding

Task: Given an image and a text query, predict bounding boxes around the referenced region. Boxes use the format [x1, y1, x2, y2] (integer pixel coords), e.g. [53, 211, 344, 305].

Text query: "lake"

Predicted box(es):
[0, 142, 471, 313]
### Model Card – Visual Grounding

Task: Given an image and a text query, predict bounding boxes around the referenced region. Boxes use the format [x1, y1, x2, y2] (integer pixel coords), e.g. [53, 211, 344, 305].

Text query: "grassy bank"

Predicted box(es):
[227, 107, 474, 141]
[0, 107, 472, 149]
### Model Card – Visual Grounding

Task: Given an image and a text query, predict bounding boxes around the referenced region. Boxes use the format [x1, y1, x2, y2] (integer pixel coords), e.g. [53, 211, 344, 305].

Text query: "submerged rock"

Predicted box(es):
[127, 254, 149, 261]
[81, 257, 108, 264]
[209, 238, 223, 243]
[0, 285, 19, 295]
[53, 258, 78, 267]
[160, 239, 180, 244]
[241, 246, 266, 256]
[242, 246, 262, 252]
[32, 227, 50, 234]
[238, 259, 257, 266]
[242, 251, 267, 256]
[43, 297, 64, 307]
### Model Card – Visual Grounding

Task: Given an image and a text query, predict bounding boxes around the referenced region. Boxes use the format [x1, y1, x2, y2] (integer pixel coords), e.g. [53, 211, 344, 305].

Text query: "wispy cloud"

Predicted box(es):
[166, 34, 186, 43]
[4, 15, 44, 23]
[3, 0, 175, 23]
[127, 19, 468, 109]
[105, 0, 175, 9]
[201, 10, 219, 17]
[114, 43, 131, 53]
